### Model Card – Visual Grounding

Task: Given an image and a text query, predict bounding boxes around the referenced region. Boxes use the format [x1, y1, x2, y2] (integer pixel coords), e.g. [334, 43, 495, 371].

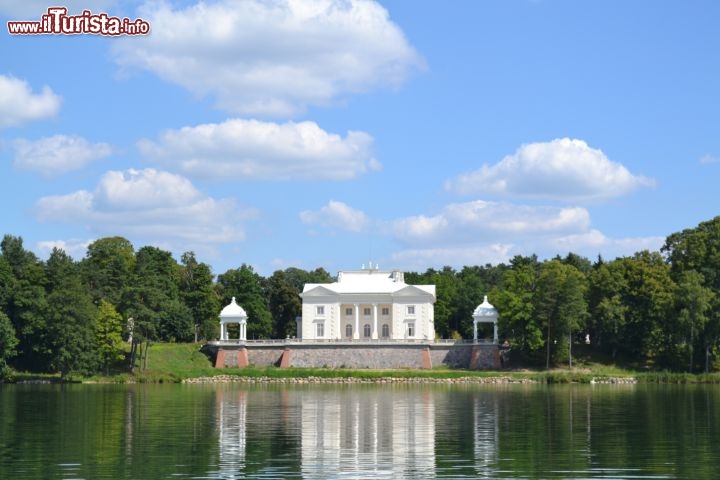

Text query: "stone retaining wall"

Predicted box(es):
[205, 343, 501, 369]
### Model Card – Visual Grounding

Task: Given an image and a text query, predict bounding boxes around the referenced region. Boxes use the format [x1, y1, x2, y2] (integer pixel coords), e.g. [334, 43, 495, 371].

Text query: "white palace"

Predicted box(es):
[297, 265, 436, 341]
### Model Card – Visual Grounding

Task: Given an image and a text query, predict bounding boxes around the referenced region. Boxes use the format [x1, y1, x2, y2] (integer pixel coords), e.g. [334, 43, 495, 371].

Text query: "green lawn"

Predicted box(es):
[75, 342, 720, 384]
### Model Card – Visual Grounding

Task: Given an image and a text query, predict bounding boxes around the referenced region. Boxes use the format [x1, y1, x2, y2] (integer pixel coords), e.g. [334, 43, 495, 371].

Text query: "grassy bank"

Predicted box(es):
[70, 343, 720, 385]
[8, 343, 718, 384]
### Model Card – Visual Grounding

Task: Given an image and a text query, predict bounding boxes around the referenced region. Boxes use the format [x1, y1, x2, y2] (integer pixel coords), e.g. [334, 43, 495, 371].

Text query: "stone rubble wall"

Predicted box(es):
[207, 343, 501, 369]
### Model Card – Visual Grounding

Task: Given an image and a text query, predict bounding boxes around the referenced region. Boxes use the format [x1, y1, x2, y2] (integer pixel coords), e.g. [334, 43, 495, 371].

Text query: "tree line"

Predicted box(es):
[1, 216, 719, 378]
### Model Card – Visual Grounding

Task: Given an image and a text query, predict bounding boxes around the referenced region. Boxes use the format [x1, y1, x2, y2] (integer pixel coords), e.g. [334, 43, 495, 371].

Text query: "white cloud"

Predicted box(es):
[389, 244, 514, 272]
[391, 200, 591, 245]
[549, 229, 666, 259]
[299, 197, 662, 270]
[700, 153, 719, 164]
[0, 75, 61, 128]
[35, 168, 256, 245]
[0, 1, 116, 17]
[138, 118, 379, 180]
[445, 138, 654, 202]
[12, 135, 112, 175]
[300, 200, 369, 232]
[112, 0, 423, 116]
[36, 239, 93, 260]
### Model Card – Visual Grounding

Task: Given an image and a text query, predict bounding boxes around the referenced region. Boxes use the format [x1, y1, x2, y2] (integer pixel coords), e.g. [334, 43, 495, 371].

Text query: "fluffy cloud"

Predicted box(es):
[138, 119, 379, 180]
[298, 198, 662, 270]
[35, 168, 255, 244]
[0, 75, 61, 128]
[391, 200, 591, 245]
[12, 135, 112, 175]
[300, 200, 370, 232]
[112, 0, 423, 116]
[445, 138, 654, 202]
[36, 239, 93, 260]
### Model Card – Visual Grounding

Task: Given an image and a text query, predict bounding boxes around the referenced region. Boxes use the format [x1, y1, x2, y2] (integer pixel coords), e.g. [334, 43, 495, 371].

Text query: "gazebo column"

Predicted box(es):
[493, 322, 498, 344]
[473, 320, 478, 343]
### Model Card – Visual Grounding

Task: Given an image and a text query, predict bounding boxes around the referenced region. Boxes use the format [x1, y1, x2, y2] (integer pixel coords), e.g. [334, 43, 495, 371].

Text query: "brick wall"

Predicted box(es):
[207, 343, 500, 369]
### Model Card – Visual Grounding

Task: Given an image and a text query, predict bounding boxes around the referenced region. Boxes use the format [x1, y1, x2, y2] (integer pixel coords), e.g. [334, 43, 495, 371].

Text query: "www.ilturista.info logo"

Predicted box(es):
[7, 7, 150, 35]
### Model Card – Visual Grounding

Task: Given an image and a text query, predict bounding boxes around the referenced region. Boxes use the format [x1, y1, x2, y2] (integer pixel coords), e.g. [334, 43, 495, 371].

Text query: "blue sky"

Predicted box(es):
[1, 0, 719, 277]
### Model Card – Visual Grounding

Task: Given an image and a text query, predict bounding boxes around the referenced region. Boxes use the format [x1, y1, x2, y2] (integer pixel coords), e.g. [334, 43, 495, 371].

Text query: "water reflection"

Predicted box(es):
[209, 384, 720, 480]
[216, 389, 247, 474]
[2, 383, 720, 479]
[298, 388, 435, 478]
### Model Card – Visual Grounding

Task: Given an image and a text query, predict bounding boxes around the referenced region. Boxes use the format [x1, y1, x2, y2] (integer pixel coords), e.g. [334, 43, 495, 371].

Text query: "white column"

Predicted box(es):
[493, 322, 498, 344]
[354, 304, 359, 340]
[221, 322, 226, 341]
[372, 304, 378, 340]
[473, 320, 477, 343]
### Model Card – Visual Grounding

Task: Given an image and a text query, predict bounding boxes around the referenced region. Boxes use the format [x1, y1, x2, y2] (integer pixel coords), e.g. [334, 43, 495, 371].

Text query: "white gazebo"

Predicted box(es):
[219, 297, 248, 341]
[473, 295, 498, 344]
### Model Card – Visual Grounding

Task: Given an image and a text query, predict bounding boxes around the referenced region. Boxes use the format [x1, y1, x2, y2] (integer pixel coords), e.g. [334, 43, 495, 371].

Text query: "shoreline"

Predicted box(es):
[181, 374, 638, 385]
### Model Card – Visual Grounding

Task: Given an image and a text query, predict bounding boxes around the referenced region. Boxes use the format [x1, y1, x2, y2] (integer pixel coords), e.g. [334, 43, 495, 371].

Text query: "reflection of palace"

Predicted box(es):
[473, 394, 499, 476]
[212, 387, 500, 478]
[216, 389, 247, 474]
[298, 389, 436, 478]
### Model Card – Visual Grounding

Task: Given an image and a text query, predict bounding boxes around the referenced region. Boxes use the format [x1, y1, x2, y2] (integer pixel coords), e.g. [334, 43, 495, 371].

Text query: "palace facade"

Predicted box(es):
[297, 266, 436, 341]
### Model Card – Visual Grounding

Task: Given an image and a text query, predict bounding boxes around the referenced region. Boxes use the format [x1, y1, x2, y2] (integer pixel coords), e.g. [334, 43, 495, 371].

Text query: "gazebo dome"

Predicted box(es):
[219, 297, 248, 342]
[220, 297, 247, 320]
[473, 295, 498, 319]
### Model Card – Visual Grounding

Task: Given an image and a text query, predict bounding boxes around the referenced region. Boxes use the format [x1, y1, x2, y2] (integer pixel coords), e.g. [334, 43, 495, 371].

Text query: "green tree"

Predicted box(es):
[80, 236, 135, 307]
[491, 255, 542, 361]
[282, 267, 334, 292]
[96, 299, 126, 375]
[663, 216, 720, 289]
[663, 216, 720, 371]
[674, 271, 714, 372]
[179, 251, 220, 341]
[534, 260, 588, 368]
[266, 270, 302, 338]
[217, 264, 272, 339]
[588, 260, 628, 359]
[590, 252, 674, 366]
[0, 311, 18, 380]
[122, 246, 193, 343]
[44, 248, 99, 377]
[1, 235, 49, 372]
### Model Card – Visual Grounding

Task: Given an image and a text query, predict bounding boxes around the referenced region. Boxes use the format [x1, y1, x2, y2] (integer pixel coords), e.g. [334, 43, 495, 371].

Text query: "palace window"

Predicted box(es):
[345, 307, 353, 316]
[363, 324, 371, 338]
[407, 322, 415, 337]
[381, 307, 389, 316]
[316, 306, 325, 316]
[363, 307, 371, 316]
[345, 324, 353, 338]
[381, 324, 390, 338]
[407, 305, 415, 315]
[316, 322, 325, 337]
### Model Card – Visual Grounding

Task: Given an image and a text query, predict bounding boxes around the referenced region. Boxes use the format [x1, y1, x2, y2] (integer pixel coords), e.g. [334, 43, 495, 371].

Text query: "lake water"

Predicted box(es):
[1, 382, 718, 479]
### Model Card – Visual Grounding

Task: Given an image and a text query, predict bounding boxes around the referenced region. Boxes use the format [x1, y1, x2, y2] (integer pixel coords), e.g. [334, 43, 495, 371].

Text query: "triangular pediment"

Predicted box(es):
[300, 285, 338, 297]
[392, 285, 436, 300]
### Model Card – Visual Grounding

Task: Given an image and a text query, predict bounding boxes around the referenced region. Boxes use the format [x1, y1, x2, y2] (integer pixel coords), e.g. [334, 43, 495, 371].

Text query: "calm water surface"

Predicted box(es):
[0, 382, 718, 479]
